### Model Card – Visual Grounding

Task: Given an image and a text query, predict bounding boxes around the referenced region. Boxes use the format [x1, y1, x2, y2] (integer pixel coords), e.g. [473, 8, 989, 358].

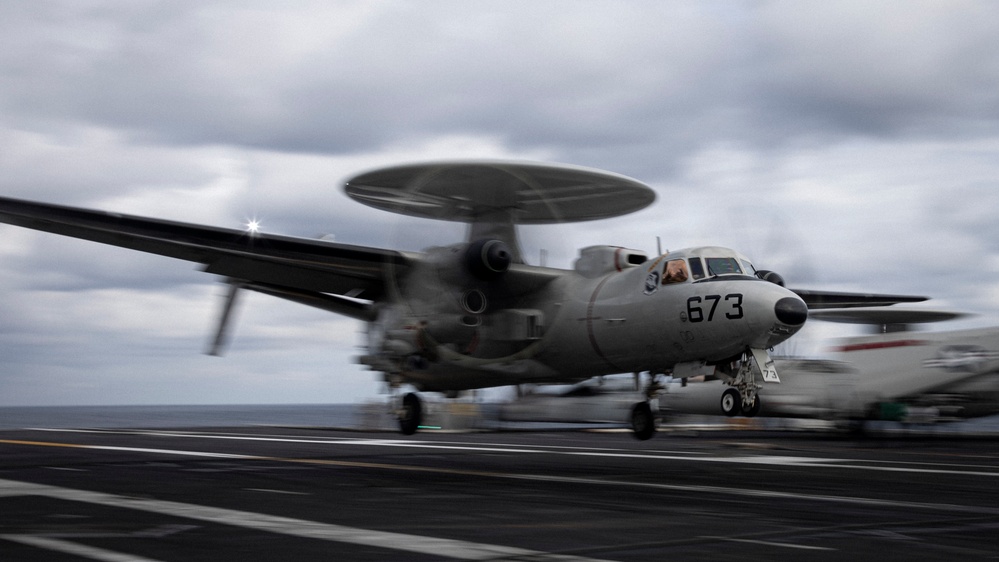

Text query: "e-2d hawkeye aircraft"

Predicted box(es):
[0, 161, 926, 439]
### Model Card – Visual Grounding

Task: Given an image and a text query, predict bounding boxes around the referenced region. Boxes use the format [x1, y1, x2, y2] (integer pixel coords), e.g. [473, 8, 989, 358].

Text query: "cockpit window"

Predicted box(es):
[740, 260, 756, 275]
[662, 259, 689, 284]
[705, 257, 742, 276]
[689, 257, 706, 280]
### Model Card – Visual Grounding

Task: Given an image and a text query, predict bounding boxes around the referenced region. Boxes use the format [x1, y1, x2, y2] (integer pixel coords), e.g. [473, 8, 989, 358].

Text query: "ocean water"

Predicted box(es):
[0, 401, 617, 434]
[2, 403, 997, 435]
[0, 403, 385, 431]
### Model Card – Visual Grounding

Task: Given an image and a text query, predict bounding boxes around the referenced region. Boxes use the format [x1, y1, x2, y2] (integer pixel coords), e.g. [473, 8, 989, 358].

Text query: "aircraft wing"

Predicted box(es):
[791, 288, 928, 310]
[0, 196, 409, 303]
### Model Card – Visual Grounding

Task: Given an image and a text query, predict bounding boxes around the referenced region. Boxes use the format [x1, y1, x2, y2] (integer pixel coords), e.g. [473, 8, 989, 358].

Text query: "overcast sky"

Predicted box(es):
[2, 1, 999, 406]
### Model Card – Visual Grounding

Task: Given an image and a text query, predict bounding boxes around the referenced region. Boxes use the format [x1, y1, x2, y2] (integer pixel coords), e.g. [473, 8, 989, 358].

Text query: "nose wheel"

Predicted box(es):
[719, 349, 776, 418]
[720, 386, 763, 417]
[720, 387, 742, 417]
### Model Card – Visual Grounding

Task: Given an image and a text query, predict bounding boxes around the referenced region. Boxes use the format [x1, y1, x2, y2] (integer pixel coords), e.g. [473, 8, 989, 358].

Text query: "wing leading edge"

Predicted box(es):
[0, 196, 929, 315]
[0, 196, 408, 315]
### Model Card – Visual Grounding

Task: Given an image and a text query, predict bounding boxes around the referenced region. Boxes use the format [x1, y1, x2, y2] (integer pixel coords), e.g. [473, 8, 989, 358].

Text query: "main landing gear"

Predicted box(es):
[397, 392, 423, 435]
[630, 402, 656, 441]
[630, 373, 664, 441]
[397, 379, 667, 439]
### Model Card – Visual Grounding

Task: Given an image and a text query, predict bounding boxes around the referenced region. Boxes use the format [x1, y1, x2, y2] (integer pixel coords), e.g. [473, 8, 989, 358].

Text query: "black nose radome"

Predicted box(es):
[775, 297, 808, 325]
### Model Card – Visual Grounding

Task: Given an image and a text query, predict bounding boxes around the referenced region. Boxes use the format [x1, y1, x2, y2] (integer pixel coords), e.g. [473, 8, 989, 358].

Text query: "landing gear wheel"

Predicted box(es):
[630, 402, 656, 441]
[743, 395, 761, 417]
[398, 392, 422, 435]
[720, 388, 742, 417]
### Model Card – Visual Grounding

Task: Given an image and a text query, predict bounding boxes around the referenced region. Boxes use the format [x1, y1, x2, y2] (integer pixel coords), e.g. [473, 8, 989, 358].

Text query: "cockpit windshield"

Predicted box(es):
[689, 257, 706, 280]
[705, 257, 743, 276]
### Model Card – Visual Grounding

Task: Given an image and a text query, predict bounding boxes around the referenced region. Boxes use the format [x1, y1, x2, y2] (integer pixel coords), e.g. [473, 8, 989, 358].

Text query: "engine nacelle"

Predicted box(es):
[465, 238, 512, 280]
[756, 270, 786, 287]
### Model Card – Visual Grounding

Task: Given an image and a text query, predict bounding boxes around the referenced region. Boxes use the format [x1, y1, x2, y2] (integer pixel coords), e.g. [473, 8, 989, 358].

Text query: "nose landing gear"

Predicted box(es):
[718, 348, 778, 418]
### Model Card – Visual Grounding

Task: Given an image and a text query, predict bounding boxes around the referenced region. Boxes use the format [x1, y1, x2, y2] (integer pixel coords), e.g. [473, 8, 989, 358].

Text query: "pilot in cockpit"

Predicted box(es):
[662, 259, 689, 284]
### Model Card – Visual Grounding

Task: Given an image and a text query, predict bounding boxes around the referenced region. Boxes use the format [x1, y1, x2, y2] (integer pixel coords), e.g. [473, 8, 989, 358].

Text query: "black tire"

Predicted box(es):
[720, 388, 742, 417]
[630, 402, 656, 441]
[743, 395, 761, 417]
[399, 392, 422, 435]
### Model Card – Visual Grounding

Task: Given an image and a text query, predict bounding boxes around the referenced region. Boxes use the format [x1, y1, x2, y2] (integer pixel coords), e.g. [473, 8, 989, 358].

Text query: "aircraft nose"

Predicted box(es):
[774, 296, 808, 326]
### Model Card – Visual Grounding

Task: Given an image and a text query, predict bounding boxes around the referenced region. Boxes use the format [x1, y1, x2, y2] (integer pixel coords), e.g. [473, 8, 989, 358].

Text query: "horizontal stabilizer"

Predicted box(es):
[809, 307, 967, 333]
[810, 308, 966, 325]
[791, 288, 928, 310]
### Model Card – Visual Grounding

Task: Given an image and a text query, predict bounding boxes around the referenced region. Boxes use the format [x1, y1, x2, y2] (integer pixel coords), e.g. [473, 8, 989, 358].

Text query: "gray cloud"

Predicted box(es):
[2, 1, 999, 405]
[9, 2, 997, 176]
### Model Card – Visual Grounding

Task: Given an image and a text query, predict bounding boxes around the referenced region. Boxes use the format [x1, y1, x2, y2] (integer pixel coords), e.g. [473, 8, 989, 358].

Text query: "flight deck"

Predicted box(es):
[2, 426, 998, 561]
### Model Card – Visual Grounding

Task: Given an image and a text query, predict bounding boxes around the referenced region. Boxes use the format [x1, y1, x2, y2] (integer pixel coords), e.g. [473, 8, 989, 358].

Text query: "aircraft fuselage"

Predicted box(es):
[363, 245, 808, 392]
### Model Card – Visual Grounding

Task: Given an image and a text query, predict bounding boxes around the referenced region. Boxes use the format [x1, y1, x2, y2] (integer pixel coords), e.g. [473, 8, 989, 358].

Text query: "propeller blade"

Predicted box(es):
[207, 280, 243, 356]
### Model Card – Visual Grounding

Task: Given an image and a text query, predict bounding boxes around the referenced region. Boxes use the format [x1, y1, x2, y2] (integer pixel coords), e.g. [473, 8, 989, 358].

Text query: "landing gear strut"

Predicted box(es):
[397, 392, 423, 435]
[630, 373, 664, 440]
[719, 349, 775, 418]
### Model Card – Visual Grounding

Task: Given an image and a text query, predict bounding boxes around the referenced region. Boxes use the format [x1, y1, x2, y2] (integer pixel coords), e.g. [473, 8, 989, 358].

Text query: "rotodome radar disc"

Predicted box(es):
[344, 160, 656, 224]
